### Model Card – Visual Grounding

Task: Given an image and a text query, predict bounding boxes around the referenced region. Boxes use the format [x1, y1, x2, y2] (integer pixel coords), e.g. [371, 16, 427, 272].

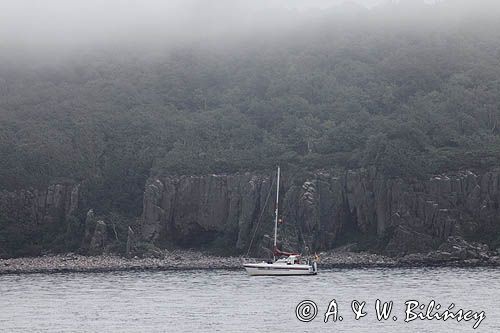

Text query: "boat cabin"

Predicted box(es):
[287, 255, 300, 265]
[275, 255, 301, 265]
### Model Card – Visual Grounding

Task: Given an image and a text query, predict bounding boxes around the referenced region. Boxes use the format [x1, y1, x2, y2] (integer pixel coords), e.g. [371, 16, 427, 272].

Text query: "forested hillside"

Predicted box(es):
[1, 1, 500, 257]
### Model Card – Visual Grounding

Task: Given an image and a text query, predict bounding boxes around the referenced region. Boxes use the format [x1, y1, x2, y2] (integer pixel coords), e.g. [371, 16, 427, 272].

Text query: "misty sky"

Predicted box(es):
[0, 1, 377, 44]
[0, 0, 495, 51]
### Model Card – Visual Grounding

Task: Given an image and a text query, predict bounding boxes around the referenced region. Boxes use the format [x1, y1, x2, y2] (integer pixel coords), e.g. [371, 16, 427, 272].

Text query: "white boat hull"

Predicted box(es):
[244, 262, 317, 276]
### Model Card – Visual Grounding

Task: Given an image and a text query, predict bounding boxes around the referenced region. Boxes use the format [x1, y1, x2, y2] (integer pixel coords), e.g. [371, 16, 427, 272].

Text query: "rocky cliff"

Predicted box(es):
[0, 182, 81, 257]
[0, 182, 80, 227]
[141, 174, 274, 252]
[0, 181, 110, 257]
[141, 169, 500, 256]
[1, 168, 498, 259]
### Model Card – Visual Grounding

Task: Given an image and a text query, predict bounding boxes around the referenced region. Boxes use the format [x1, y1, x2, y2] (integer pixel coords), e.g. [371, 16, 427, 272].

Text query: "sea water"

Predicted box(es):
[0, 268, 498, 332]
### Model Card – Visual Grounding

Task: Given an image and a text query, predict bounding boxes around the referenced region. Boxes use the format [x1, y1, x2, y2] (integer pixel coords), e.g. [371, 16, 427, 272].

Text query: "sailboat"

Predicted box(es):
[243, 167, 318, 276]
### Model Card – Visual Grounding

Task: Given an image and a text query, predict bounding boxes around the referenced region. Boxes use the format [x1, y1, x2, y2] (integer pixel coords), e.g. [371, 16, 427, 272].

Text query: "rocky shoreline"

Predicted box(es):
[1, 247, 500, 275]
[0, 251, 243, 275]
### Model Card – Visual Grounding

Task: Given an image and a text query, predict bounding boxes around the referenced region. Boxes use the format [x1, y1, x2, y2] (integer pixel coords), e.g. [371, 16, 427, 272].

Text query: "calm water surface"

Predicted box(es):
[0, 268, 499, 332]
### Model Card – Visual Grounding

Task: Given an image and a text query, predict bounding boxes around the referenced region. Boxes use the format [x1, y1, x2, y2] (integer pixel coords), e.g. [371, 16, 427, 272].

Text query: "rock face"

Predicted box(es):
[141, 169, 500, 256]
[142, 174, 274, 252]
[0, 181, 81, 257]
[2, 169, 498, 258]
[81, 209, 106, 254]
[126, 227, 136, 257]
[89, 220, 107, 255]
[0, 182, 80, 227]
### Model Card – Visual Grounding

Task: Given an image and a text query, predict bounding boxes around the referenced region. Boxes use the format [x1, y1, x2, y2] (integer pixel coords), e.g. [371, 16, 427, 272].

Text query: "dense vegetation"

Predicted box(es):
[1, 1, 500, 221]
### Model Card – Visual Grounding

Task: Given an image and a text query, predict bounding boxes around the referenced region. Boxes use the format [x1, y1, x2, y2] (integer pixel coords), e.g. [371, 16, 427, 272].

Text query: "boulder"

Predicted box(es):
[89, 220, 107, 255]
[385, 225, 438, 256]
[126, 227, 136, 258]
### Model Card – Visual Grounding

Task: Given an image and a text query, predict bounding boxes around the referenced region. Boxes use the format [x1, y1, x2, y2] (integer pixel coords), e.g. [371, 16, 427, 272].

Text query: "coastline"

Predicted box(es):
[1, 250, 500, 275]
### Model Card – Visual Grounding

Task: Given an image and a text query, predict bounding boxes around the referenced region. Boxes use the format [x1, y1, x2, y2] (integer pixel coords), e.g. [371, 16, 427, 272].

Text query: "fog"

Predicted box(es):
[0, 1, 497, 49]
[0, 1, 370, 48]
[0, 0, 499, 65]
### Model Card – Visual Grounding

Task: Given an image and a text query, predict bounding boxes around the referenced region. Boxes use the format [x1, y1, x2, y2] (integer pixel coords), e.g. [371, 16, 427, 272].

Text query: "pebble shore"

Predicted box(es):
[1, 249, 499, 275]
[0, 251, 244, 275]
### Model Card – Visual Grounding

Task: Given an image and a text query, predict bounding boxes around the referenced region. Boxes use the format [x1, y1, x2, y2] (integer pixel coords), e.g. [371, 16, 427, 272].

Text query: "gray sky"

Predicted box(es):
[0, 0, 496, 51]
[0, 1, 349, 48]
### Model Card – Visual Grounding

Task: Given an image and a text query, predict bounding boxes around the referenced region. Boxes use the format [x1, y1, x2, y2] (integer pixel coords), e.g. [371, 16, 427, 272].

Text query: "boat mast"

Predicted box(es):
[273, 166, 280, 261]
